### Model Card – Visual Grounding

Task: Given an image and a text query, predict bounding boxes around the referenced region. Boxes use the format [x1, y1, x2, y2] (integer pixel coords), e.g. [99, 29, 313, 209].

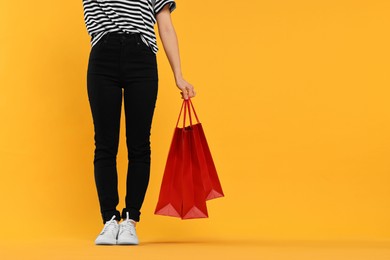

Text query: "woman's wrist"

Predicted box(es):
[174, 72, 183, 82]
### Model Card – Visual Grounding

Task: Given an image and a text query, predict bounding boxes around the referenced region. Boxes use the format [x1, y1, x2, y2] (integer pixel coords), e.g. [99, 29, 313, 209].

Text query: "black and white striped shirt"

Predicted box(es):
[82, 0, 176, 54]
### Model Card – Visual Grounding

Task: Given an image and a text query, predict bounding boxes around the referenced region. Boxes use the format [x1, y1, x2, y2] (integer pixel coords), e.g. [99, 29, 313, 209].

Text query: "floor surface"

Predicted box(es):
[1, 238, 390, 260]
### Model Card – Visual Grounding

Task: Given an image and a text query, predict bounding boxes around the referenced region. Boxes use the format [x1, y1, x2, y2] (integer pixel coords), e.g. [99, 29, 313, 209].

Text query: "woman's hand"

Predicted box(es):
[175, 76, 196, 100]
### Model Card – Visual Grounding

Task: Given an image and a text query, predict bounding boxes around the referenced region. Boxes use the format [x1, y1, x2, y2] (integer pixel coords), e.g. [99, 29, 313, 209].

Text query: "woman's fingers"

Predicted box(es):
[188, 85, 195, 98]
[180, 91, 188, 99]
[176, 78, 196, 99]
[184, 85, 196, 99]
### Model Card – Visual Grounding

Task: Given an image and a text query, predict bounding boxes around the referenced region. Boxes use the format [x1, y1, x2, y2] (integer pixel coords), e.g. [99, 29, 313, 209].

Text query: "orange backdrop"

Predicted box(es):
[0, 0, 389, 243]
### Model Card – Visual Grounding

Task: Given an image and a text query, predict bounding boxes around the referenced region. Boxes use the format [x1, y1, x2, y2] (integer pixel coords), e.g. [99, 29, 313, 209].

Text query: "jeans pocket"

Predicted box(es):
[136, 41, 155, 56]
[92, 35, 109, 51]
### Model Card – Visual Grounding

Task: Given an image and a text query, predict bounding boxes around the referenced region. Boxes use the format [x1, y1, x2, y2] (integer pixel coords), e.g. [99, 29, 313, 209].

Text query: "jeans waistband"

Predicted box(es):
[102, 31, 141, 44]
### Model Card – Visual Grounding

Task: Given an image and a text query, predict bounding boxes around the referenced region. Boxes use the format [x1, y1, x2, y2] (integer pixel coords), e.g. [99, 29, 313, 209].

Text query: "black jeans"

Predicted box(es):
[87, 32, 158, 224]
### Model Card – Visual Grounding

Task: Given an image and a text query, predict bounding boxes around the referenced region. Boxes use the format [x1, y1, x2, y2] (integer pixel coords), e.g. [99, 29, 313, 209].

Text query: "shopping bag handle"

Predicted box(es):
[175, 100, 185, 128]
[175, 98, 200, 128]
[187, 98, 200, 125]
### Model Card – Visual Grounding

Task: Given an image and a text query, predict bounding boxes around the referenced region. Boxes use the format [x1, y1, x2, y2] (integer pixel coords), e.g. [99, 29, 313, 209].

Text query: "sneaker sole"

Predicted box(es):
[95, 239, 117, 245]
[117, 240, 139, 245]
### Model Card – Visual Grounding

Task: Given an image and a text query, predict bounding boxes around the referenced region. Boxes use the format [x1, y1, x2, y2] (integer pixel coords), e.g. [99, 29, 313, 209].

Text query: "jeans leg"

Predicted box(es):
[121, 79, 158, 222]
[87, 66, 122, 224]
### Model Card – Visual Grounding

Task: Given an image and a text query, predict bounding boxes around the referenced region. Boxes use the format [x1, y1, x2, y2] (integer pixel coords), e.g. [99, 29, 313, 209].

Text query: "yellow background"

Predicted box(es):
[1, 0, 390, 255]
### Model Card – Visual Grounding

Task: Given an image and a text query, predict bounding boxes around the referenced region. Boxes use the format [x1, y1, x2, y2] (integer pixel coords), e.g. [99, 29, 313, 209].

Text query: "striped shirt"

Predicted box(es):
[82, 0, 176, 54]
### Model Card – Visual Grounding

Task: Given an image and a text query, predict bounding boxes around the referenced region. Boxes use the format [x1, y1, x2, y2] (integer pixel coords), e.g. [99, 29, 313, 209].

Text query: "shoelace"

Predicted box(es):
[100, 215, 118, 235]
[120, 212, 136, 236]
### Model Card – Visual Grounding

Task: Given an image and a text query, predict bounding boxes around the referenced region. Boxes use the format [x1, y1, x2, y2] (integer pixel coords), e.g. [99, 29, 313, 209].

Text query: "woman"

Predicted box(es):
[82, 0, 196, 245]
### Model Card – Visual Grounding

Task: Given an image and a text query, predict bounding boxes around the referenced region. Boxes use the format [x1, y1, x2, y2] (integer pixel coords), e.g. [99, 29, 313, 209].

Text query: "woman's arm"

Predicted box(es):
[156, 5, 196, 100]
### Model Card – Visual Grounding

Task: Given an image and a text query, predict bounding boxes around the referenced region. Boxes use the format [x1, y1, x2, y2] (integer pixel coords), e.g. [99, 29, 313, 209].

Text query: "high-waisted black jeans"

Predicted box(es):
[87, 32, 158, 224]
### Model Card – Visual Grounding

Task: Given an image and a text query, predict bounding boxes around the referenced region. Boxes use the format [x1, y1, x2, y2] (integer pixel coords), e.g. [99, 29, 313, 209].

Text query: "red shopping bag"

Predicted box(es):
[181, 101, 208, 219]
[186, 99, 224, 201]
[154, 102, 185, 218]
[154, 98, 223, 219]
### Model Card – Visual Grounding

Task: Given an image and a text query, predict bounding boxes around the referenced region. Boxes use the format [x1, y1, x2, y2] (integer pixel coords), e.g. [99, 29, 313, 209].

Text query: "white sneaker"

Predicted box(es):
[95, 215, 119, 245]
[117, 212, 139, 245]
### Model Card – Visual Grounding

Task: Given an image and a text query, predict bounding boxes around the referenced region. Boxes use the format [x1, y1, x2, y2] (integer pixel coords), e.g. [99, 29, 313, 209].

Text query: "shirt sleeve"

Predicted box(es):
[154, 0, 176, 16]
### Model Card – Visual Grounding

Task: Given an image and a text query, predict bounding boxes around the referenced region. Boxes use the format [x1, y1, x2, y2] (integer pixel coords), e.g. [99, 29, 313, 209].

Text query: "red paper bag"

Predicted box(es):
[186, 99, 224, 200]
[154, 98, 223, 219]
[181, 102, 208, 219]
[154, 102, 185, 218]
